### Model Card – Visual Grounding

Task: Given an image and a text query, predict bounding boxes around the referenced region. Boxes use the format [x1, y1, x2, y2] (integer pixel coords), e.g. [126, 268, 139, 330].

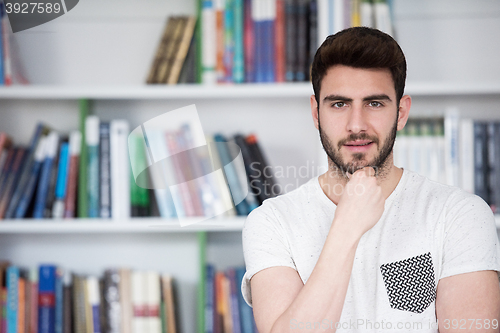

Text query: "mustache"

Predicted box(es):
[337, 133, 380, 149]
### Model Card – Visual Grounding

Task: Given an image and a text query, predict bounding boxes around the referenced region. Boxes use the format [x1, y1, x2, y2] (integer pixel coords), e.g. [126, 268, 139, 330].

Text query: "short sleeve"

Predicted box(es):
[440, 193, 500, 279]
[240, 201, 296, 307]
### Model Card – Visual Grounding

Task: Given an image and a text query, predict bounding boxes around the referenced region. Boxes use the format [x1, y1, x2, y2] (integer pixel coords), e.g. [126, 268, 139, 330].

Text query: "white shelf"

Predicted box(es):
[0, 82, 499, 100]
[0, 217, 246, 233]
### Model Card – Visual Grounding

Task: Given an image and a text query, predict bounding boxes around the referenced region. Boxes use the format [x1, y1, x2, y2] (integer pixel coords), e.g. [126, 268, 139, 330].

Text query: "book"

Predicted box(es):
[274, 0, 285, 82]
[145, 271, 161, 333]
[33, 132, 59, 219]
[295, 0, 308, 81]
[284, 0, 297, 81]
[38, 265, 56, 333]
[167, 16, 197, 84]
[233, 0, 245, 83]
[72, 274, 87, 333]
[119, 269, 132, 333]
[62, 272, 71, 333]
[157, 17, 187, 84]
[5, 123, 49, 219]
[78, 99, 89, 218]
[235, 267, 253, 333]
[147, 17, 179, 84]
[0, 147, 27, 219]
[243, 0, 254, 82]
[161, 275, 176, 333]
[214, 134, 250, 215]
[86, 276, 101, 333]
[110, 120, 130, 220]
[226, 268, 241, 333]
[0, 147, 15, 198]
[52, 142, 69, 219]
[102, 269, 120, 333]
[474, 122, 489, 203]
[64, 131, 82, 218]
[459, 118, 474, 193]
[55, 268, 64, 333]
[131, 271, 147, 333]
[86, 115, 100, 218]
[6, 266, 19, 333]
[201, 0, 217, 84]
[223, 0, 234, 82]
[99, 123, 112, 218]
[15, 135, 48, 218]
[204, 265, 215, 333]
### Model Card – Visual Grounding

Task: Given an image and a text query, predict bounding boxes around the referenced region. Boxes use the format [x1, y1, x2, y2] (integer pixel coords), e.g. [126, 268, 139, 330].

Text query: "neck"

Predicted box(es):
[318, 156, 403, 205]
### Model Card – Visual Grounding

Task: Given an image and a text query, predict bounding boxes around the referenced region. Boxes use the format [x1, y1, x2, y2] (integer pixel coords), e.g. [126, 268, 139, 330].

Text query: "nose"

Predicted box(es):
[346, 103, 368, 134]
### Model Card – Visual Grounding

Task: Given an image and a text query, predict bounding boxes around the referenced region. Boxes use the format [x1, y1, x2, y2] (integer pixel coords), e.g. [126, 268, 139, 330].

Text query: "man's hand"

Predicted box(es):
[333, 167, 385, 239]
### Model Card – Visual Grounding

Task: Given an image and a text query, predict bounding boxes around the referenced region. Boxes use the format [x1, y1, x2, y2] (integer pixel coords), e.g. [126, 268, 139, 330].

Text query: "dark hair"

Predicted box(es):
[311, 27, 406, 105]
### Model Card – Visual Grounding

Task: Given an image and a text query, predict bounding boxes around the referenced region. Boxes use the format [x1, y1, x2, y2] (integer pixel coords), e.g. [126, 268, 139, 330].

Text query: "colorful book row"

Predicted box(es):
[204, 265, 256, 333]
[0, 262, 179, 333]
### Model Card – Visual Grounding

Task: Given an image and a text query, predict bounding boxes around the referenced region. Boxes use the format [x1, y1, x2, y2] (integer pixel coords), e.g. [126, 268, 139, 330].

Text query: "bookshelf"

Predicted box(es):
[0, 1, 499, 333]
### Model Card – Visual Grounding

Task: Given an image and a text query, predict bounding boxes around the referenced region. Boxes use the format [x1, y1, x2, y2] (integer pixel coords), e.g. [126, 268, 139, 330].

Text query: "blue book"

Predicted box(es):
[15, 135, 48, 218]
[6, 266, 19, 333]
[38, 265, 57, 333]
[52, 143, 70, 218]
[227, 268, 242, 333]
[263, 19, 275, 82]
[5, 123, 49, 219]
[34, 133, 59, 218]
[54, 268, 64, 333]
[235, 267, 254, 333]
[214, 134, 250, 215]
[204, 264, 215, 333]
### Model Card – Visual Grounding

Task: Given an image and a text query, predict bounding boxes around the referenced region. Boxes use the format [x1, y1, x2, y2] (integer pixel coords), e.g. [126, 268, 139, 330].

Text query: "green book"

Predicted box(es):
[78, 99, 89, 218]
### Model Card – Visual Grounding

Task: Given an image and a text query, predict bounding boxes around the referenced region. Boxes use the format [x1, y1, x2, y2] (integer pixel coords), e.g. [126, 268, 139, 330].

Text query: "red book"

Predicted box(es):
[64, 132, 81, 218]
[243, 0, 254, 82]
[275, 0, 286, 82]
[216, 5, 226, 83]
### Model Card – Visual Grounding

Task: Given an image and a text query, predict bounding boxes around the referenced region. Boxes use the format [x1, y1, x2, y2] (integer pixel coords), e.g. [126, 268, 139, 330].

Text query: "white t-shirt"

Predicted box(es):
[242, 169, 500, 332]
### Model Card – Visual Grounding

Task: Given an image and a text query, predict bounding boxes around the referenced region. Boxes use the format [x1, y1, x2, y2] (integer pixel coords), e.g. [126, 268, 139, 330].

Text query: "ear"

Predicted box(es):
[397, 95, 411, 131]
[310, 95, 319, 130]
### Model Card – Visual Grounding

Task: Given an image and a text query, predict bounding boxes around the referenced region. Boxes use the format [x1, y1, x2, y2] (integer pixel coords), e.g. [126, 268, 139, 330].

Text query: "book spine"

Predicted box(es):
[233, 0, 244, 83]
[6, 266, 18, 333]
[0, 3, 4, 85]
[202, 0, 217, 84]
[243, 0, 254, 82]
[55, 268, 64, 333]
[235, 268, 253, 333]
[52, 143, 69, 219]
[444, 109, 460, 187]
[295, 0, 307, 81]
[459, 119, 474, 193]
[63, 132, 82, 219]
[224, 0, 235, 82]
[167, 17, 197, 85]
[285, 0, 297, 82]
[5, 124, 45, 219]
[308, 0, 318, 76]
[86, 277, 101, 333]
[274, 0, 286, 82]
[38, 265, 56, 333]
[62, 272, 71, 333]
[78, 99, 89, 218]
[204, 265, 214, 333]
[161, 275, 176, 333]
[474, 122, 489, 203]
[33, 132, 59, 219]
[29, 268, 38, 333]
[119, 269, 132, 333]
[110, 120, 131, 221]
[86, 116, 100, 218]
[145, 272, 161, 333]
[263, 0, 275, 82]
[103, 270, 120, 333]
[0, 148, 26, 219]
[1, 9, 11, 86]
[0, 147, 15, 197]
[131, 272, 146, 333]
[99, 123, 111, 218]
[226, 269, 241, 333]
[15, 135, 47, 218]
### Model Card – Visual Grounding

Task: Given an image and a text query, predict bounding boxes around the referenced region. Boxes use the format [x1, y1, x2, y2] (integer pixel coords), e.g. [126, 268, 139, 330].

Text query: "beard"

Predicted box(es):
[318, 110, 398, 178]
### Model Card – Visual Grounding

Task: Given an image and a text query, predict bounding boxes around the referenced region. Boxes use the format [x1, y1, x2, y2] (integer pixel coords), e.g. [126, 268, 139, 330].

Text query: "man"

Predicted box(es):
[241, 27, 500, 332]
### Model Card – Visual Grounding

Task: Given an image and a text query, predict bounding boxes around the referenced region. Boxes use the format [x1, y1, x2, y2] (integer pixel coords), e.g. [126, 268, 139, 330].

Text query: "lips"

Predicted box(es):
[344, 140, 373, 146]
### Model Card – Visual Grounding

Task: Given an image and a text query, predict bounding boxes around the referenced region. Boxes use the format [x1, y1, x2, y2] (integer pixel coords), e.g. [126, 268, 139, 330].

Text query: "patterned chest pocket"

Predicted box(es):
[380, 252, 436, 314]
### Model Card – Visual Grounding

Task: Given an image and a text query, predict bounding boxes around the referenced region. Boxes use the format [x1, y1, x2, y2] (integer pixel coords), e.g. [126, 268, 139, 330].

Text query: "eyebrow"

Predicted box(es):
[322, 94, 392, 103]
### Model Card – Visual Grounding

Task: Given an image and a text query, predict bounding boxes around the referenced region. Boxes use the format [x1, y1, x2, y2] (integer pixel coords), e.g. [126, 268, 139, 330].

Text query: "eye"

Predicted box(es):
[332, 101, 347, 108]
[368, 101, 383, 107]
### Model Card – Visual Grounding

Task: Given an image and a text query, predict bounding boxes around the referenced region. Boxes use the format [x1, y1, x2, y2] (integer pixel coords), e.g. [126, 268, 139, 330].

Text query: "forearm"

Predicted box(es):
[270, 221, 361, 333]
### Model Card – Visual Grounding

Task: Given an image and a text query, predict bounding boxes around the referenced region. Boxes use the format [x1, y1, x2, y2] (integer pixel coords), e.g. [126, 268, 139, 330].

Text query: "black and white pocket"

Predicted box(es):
[380, 252, 436, 314]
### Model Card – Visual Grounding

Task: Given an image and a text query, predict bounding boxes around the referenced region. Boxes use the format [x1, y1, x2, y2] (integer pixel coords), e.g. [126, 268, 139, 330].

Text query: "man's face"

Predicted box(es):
[314, 65, 401, 176]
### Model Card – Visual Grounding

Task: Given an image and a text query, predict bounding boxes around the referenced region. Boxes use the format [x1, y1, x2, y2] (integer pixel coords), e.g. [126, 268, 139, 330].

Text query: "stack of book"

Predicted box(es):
[393, 115, 500, 214]
[204, 264, 257, 333]
[146, 0, 395, 85]
[0, 109, 279, 221]
[0, 262, 179, 333]
[0, 1, 29, 86]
